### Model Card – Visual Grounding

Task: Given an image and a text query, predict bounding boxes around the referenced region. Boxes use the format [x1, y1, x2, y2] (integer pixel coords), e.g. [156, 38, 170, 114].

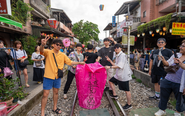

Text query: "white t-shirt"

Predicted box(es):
[31, 52, 45, 68]
[114, 51, 132, 81]
[11, 49, 27, 59]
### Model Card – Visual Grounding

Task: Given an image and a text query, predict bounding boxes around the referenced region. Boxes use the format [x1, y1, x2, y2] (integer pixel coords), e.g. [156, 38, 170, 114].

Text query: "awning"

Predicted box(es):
[114, 0, 139, 16]
[0, 16, 22, 28]
[103, 23, 115, 31]
[31, 25, 72, 37]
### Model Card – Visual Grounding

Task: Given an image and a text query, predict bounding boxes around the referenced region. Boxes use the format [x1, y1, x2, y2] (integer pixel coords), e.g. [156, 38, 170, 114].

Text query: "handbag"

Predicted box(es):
[164, 64, 180, 73]
[53, 53, 63, 78]
[35, 55, 42, 67]
[0, 58, 13, 77]
[19, 50, 29, 67]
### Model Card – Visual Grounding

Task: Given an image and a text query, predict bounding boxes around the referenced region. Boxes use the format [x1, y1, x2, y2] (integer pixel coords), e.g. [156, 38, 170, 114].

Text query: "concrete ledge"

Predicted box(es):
[8, 70, 68, 116]
[8, 84, 43, 116]
[133, 69, 154, 90]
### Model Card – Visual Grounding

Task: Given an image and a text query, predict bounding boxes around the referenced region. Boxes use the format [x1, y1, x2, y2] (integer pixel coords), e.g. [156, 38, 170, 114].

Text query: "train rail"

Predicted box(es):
[69, 90, 127, 116]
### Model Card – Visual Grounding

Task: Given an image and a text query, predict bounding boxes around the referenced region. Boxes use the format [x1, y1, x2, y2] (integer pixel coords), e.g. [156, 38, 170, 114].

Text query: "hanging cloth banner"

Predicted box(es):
[75, 62, 107, 109]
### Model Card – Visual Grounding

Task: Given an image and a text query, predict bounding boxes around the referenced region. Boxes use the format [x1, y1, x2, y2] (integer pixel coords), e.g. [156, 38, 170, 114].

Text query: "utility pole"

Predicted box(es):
[179, 0, 182, 13]
[127, 4, 130, 63]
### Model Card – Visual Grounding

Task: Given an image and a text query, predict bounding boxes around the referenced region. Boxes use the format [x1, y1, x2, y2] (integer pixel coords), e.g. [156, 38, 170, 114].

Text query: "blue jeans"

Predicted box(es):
[159, 79, 185, 112]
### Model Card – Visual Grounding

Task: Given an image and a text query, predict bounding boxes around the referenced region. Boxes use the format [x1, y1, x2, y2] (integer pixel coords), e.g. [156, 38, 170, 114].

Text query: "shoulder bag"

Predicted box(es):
[52, 53, 63, 78]
[19, 50, 29, 67]
[0, 58, 13, 77]
[35, 55, 43, 67]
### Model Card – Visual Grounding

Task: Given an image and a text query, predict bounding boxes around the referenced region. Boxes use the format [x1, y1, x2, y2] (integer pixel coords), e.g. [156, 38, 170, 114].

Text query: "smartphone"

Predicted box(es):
[174, 50, 177, 58]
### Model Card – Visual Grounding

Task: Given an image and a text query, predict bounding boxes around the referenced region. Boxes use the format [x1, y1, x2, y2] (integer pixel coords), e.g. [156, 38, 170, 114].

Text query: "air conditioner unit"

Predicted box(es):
[40, 20, 45, 24]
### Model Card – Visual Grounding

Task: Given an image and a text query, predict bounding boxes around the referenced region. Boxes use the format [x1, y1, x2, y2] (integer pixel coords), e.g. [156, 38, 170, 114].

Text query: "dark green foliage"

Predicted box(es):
[4, 0, 33, 25]
[17, 35, 38, 65]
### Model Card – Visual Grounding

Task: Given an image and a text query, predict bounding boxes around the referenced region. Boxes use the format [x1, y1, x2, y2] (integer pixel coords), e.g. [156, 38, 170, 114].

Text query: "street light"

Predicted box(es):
[149, 31, 153, 35]
[142, 33, 145, 36]
[137, 34, 140, 37]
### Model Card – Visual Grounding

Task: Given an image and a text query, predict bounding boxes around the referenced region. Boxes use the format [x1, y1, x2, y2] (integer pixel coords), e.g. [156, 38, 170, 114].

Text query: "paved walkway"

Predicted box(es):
[12, 65, 40, 93]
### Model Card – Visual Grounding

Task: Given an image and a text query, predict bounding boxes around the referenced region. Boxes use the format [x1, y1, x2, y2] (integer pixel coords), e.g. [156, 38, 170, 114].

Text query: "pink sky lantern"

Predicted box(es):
[62, 38, 70, 47]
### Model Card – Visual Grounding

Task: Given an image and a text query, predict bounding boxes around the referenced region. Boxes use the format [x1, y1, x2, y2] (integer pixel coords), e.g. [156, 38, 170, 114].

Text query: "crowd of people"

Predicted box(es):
[1, 36, 185, 116]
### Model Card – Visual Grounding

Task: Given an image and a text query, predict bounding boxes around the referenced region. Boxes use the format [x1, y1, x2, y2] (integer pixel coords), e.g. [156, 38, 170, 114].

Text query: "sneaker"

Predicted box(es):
[122, 104, 132, 110]
[174, 112, 181, 116]
[37, 82, 42, 84]
[109, 90, 113, 96]
[110, 94, 118, 99]
[104, 87, 109, 91]
[149, 95, 160, 100]
[155, 109, 166, 116]
[64, 94, 67, 99]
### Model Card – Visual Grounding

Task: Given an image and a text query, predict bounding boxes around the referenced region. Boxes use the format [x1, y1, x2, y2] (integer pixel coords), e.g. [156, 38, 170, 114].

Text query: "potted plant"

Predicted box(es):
[0, 77, 28, 105]
[0, 78, 15, 106]
[12, 85, 28, 103]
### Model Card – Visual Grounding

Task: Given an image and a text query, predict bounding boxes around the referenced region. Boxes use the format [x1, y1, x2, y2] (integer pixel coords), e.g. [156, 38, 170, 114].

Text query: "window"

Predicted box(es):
[143, 11, 146, 18]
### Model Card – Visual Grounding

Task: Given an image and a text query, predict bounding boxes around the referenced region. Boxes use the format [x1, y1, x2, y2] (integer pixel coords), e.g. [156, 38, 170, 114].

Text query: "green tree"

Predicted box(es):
[72, 20, 100, 44]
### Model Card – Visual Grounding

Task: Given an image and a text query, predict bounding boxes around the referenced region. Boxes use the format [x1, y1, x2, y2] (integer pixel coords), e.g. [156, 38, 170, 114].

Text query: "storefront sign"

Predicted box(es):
[112, 16, 116, 27]
[122, 35, 135, 46]
[0, 0, 11, 15]
[172, 22, 185, 35]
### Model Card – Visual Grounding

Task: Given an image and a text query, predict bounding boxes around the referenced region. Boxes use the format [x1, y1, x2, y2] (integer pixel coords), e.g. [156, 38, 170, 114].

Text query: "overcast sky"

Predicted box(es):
[51, 0, 130, 40]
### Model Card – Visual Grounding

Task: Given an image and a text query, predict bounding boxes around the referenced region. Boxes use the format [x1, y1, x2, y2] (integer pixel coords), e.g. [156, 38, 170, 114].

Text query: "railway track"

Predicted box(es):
[69, 90, 127, 116]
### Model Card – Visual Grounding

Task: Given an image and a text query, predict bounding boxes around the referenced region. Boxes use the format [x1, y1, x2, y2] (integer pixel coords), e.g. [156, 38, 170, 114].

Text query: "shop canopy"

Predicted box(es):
[0, 16, 22, 28]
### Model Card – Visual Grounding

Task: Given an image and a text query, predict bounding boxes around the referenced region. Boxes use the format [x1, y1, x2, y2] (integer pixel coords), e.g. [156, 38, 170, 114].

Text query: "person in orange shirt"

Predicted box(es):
[40, 36, 85, 116]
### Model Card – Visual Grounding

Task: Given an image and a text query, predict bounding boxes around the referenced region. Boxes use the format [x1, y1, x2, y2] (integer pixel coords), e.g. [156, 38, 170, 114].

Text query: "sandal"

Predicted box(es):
[25, 84, 30, 88]
[52, 108, 62, 114]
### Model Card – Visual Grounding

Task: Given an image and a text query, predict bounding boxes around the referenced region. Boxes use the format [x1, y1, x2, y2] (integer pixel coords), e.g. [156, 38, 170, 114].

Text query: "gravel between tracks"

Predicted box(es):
[27, 75, 175, 116]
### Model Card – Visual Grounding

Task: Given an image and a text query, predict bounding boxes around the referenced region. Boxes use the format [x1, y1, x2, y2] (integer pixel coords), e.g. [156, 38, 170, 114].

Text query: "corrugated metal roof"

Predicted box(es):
[114, 0, 139, 16]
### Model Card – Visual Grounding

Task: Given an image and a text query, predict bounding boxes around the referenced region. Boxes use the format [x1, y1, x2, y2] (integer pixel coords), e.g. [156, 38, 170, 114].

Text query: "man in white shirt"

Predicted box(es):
[105, 43, 133, 110]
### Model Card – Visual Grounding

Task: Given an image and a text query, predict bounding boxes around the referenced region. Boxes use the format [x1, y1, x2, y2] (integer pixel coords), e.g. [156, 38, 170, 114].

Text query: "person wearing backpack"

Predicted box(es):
[31, 45, 45, 84]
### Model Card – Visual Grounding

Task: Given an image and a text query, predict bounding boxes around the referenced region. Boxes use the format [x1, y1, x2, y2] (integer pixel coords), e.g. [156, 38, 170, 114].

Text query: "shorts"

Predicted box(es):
[109, 77, 130, 91]
[43, 77, 61, 90]
[151, 74, 164, 84]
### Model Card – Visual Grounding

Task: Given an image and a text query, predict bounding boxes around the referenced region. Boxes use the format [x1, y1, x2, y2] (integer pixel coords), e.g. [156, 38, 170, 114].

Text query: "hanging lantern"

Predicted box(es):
[99, 4, 104, 11]
[156, 29, 160, 33]
[149, 31, 153, 35]
[142, 33, 145, 36]
[163, 27, 166, 31]
[160, 31, 163, 35]
[152, 33, 155, 37]
[169, 29, 172, 33]
[137, 34, 140, 37]
[163, 32, 165, 36]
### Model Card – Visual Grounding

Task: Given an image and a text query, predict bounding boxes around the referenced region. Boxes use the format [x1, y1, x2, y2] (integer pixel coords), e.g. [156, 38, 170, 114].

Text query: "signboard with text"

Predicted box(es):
[172, 22, 185, 35]
[0, 0, 11, 15]
[122, 35, 135, 46]
[112, 16, 116, 27]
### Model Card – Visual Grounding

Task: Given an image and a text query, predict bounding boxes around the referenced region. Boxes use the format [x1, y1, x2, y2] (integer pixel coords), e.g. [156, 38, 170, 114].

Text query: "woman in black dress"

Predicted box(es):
[31, 45, 45, 84]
